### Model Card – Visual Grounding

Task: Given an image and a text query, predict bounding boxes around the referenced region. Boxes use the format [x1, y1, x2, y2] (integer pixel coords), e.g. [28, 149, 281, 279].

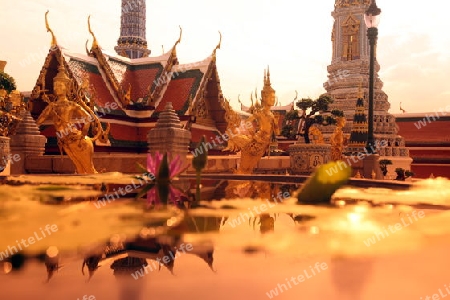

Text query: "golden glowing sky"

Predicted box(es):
[0, 0, 448, 114]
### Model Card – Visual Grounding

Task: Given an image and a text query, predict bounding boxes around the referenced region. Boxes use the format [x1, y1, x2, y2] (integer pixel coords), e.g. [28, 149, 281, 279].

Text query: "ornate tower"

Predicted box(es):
[347, 87, 368, 154]
[115, 0, 150, 59]
[325, 0, 410, 160]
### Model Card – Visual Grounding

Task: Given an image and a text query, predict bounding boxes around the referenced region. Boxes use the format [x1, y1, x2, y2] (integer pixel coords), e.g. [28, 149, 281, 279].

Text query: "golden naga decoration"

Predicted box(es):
[309, 126, 325, 144]
[45, 10, 57, 48]
[212, 31, 222, 58]
[330, 116, 346, 161]
[222, 68, 277, 174]
[87, 15, 99, 49]
[87, 15, 130, 107]
[36, 53, 108, 174]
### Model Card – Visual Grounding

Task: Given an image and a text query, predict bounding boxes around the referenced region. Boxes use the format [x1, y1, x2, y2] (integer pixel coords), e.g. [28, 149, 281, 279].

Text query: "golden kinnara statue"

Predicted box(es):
[330, 116, 346, 161]
[222, 68, 278, 174]
[36, 55, 106, 174]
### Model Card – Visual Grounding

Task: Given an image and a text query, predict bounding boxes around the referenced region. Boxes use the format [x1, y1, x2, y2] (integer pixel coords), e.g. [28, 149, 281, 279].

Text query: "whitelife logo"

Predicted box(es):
[131, 243, 193, 279]
[227, 192, 291, 228]
[420, 283, 450, 300]
[265, 262, 328, 298]
[0, 224, 58, 261]
[363, 210, 425, 247]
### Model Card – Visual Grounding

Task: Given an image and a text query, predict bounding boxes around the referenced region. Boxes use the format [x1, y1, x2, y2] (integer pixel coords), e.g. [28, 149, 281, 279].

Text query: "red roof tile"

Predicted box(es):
[87, 72, 117, 109]
[156, 77, 196, 113]
[121, 67, 161, 101]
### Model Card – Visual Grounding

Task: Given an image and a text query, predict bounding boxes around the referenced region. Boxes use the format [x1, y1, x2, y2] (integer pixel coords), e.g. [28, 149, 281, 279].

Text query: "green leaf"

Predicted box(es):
[136, 162, 147, 173]
[192, 135, 208, 172]
[0, 71, 17, 93]
[135, 183, 155, 199]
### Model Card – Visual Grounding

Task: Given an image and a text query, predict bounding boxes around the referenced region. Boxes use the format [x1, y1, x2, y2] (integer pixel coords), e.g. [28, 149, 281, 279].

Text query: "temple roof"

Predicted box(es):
[335, 0, 371, 9]
[29, 12, 228, 154]
[30, 43, 223, 120]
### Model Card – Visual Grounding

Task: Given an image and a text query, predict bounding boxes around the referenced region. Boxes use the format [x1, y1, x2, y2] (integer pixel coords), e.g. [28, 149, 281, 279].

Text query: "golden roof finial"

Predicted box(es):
[170, 26, 182, 56]
[212, 31, 222, 57]
[358, 81, 363, 98]
[87, 15, 99, 49]
[85, 40, 90, 56]
[175, 25, 182, 47]
[45, 10, 58, 48]
[400, 102, 406, 113]
[294, 90, 298, 102]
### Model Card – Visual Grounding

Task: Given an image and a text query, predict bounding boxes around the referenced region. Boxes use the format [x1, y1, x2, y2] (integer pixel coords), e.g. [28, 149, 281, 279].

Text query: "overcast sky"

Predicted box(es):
[1, 0, 449, 114]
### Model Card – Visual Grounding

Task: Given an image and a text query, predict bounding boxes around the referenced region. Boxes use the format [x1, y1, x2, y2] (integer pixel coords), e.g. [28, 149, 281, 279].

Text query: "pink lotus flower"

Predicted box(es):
[146, 152, 186, 179]
[144, 152, 188, 206]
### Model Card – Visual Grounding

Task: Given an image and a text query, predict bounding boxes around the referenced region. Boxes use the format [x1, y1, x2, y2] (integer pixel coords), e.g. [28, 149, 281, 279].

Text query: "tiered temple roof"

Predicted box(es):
[30, 13, 228, 154]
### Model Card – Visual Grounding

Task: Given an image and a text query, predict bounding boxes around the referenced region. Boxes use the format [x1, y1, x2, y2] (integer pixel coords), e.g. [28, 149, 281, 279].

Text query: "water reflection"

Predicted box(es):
[2, 176, 450, 298]
[44, 246, 61, 283]
[330, 256, 374, 300]
[111, 257, 147, 300]
[82, 254, 103, 282]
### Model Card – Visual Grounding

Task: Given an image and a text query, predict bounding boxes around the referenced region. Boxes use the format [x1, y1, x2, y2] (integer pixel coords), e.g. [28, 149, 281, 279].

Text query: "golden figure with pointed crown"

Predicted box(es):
[36, 56, 99, 174]
[330, 116, 346, 161]
[222, 68, 277, 174]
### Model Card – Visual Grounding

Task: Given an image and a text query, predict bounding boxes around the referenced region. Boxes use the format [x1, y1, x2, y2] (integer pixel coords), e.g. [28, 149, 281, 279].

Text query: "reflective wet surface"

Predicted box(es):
[1, 174, 450, 299]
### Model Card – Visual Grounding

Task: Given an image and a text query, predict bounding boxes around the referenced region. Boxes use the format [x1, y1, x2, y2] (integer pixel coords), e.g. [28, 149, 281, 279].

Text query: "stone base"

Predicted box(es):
[24, 153, 239, 174]
[289, 143, 331, 175]
[255, 156, 290, 174]
[362, 154, 382, 179]
[0, 161, 10, 176]
[22, 154, 293, 175]
[381, 156, 413, 180]
[186, 155, 239, 174]
[0, 136, 11, 176]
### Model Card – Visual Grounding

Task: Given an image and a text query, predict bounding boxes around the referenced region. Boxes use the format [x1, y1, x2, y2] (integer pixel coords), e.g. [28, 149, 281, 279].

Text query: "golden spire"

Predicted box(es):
[87, 15, 99, 49]
[265, 66, 271, 86]
[45, 10, 58, 48]
[212, 31, 222, 58]
[358, 82, 363, 98]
